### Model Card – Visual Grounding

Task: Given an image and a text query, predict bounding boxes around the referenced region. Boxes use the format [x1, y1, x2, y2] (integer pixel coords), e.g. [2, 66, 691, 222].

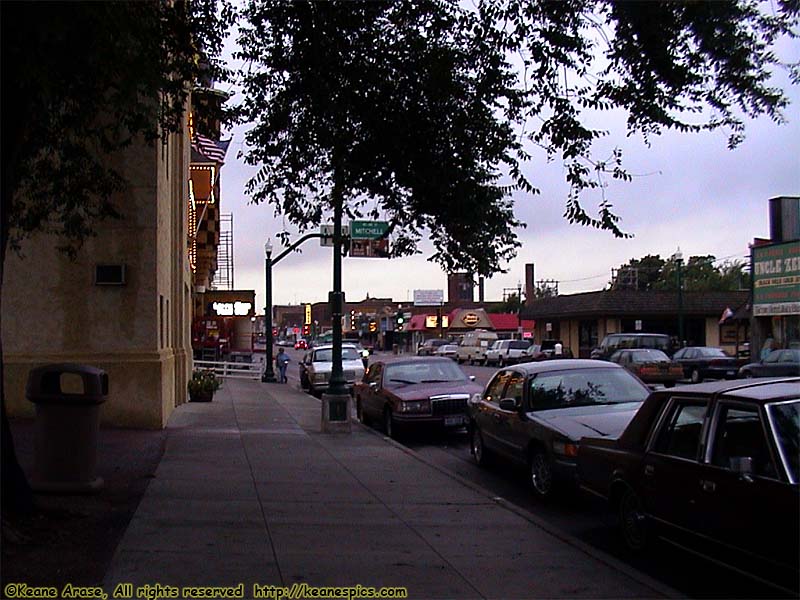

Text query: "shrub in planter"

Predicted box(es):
[188, 369, 221, 402]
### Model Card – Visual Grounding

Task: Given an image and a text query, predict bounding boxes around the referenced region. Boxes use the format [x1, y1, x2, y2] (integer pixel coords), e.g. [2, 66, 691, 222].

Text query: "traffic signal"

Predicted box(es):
[368, 320, 377, 333]
[395, 311, 404, 330]
[302, 324, 310, 336]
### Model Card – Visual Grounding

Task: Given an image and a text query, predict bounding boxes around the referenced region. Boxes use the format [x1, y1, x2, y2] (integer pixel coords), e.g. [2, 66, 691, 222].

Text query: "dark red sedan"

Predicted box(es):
[354, 357, 482, 439]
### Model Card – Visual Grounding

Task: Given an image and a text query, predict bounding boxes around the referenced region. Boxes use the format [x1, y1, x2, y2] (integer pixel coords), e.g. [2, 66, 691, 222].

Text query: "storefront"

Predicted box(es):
[751, 239, 800, 356]
[192, 289, 256, 359]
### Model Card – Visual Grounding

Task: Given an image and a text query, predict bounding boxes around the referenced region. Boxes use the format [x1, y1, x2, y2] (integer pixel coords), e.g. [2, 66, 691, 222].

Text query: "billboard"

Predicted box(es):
[413, 289, 444, 306]
[752, 240, 800, 316]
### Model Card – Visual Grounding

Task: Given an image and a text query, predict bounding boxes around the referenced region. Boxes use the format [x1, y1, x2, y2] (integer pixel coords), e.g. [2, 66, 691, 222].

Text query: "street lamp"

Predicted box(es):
[262, 238, 277, 383]
[673, 247, 684, 347]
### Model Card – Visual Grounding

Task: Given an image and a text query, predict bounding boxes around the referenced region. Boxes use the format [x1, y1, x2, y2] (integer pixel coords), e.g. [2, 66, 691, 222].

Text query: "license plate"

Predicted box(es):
[444, 415, 466, 427]
[727, 370, 735, 376]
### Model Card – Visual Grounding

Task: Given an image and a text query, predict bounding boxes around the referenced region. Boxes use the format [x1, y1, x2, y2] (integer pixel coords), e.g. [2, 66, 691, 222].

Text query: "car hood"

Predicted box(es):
[528, 402, 642, 441]
[389, 381, 482, 401]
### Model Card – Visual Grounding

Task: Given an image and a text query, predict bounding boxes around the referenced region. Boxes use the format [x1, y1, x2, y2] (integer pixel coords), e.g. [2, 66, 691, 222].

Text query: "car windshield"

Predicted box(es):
[697, 347, 728, 357]
[314, 347, 360, 362]
[630, 349, 670, 363]
[527, 368, 649, 410]
[768, 400, 800, 482]
[384, 361, 468, 385]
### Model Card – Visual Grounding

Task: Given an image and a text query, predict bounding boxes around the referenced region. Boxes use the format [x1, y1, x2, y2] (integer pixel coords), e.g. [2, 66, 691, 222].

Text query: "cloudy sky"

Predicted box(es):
[217, 30, 800, 311]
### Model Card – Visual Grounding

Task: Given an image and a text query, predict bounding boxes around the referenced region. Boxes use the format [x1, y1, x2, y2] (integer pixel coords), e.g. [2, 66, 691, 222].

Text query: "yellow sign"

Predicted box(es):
[304, 304, 312, 325]
[425, 315, 449, 328]
[462, 313, 480, 326]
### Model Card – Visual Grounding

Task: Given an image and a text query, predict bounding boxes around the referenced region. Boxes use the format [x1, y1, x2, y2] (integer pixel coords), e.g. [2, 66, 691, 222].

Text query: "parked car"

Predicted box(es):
[485, 339, 532, 367]
[434, 344, 459, 360]
[417, 339, 448, 356]
[578, 378, 800, 595]
[590, 333, 672, 360]
[518, 340, 574, 363]
[298, 343, 365, 397]
[672, 346, 740, 382]
[609, 348, 682, 388]
[456, 329, 499, 365]
[276, 339, 294, 347]
[739, 348, 800, 378]
[354, 357, 481, 438]
[468, 360, 651, 498]
[294, 339, 308, 350]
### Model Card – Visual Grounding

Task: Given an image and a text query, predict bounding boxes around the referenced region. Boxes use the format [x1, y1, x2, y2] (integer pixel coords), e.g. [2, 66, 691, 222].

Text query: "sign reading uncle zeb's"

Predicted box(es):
[753, 240, 800, 316]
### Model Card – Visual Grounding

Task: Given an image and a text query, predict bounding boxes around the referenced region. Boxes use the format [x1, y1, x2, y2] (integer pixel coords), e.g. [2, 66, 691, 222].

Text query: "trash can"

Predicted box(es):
[26, 363, 108, 493]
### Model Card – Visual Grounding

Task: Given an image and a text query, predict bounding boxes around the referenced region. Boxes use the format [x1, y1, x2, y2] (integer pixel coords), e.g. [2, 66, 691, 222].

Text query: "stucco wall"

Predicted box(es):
[3, 120, 192, 428]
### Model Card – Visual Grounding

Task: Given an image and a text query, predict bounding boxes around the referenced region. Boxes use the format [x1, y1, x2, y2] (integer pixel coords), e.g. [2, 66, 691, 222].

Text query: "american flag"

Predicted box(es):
[192, 133, 230, 164]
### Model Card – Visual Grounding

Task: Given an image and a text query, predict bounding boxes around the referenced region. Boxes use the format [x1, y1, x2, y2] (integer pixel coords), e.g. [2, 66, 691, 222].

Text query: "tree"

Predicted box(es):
[236, 0, 524, 278]
[1, 1, 232, 517]
[611, 254, 750, 291]
[236, 0, 797, 275]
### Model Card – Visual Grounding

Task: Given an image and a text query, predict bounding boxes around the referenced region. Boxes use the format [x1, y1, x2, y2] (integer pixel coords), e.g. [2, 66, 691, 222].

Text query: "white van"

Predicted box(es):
[456, 330, 499, 365]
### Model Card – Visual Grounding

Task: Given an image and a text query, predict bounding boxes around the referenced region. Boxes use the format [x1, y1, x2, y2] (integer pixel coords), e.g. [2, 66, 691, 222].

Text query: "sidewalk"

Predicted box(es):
[102, 379, 679, 599]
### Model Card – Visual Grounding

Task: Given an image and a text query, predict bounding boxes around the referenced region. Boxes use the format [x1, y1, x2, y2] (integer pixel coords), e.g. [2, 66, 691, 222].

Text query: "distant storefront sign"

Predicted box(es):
[753, 240, 800, 316]
[425, 315, 449, 328]
[212, 301, 252, 316]
[462, 313, 480, 327]
[304, 303, 312, 325]
[414, 289, 444, 306]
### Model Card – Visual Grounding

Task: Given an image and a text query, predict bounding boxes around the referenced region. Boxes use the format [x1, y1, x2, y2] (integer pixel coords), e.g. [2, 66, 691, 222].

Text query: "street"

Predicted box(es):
[274, 346, 792, 599]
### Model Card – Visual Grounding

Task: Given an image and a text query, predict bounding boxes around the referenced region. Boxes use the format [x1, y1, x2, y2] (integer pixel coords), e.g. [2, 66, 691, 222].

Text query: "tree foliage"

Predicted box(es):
[236, 0, 797, 276]
[611, 254, 750, 292]
[236, 0, 525, 277]
[2, 0, 234, 257]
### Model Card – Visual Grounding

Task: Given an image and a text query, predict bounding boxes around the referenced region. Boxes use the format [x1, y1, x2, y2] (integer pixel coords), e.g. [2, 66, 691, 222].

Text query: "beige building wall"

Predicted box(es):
[3, 122, 192, 429]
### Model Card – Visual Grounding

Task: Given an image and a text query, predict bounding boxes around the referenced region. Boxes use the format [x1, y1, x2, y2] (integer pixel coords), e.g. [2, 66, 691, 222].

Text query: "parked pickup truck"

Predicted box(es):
[577, 378, 800, 596]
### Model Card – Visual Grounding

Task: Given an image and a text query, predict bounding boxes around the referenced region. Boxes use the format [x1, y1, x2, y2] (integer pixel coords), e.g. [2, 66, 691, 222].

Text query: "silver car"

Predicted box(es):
[299, 343, 366, 396]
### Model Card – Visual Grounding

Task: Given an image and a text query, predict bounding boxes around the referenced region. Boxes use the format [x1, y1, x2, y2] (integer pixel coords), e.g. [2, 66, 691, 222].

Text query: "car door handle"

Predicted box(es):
[644, 465, 655, 477]
[700, 479, 716, 493]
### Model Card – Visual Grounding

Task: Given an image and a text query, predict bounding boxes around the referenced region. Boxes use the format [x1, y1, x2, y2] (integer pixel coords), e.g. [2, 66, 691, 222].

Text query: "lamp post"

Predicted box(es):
[262, 239, 277, 383]
[673, 247, 684, 347]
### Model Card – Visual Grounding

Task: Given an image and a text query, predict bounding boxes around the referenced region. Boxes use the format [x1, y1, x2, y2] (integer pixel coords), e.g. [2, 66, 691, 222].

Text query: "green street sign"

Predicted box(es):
[350, 220, 389, 240]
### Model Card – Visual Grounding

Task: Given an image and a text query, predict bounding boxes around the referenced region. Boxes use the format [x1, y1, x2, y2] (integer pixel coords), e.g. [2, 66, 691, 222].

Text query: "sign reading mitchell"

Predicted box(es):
[753, 240, 800, 316]
[350, 220, 389, 240]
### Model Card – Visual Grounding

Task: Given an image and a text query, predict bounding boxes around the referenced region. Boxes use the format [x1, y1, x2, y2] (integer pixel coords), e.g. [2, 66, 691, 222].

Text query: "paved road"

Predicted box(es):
[267, 348, 790, 599]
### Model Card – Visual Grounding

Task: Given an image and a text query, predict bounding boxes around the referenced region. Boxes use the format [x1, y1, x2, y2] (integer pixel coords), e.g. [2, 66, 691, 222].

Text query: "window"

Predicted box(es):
[767, 400, 800, 482]
[711, 404, 776, 478]
[366, 364, 383, 386]
[527, 367, 649, 410]
[484, 371, 511, 404]
[504, 372, 525, 405]
[653, 401, 708, 460]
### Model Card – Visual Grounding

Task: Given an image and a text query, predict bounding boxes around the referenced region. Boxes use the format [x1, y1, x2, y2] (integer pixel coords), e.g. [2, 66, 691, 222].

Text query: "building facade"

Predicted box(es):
[3, 119, 194, 428]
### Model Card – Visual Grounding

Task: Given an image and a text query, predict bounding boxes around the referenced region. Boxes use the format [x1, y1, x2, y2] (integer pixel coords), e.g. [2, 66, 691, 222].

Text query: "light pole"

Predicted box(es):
[262, 239, 277, 383]
[673, 247, 684, 347]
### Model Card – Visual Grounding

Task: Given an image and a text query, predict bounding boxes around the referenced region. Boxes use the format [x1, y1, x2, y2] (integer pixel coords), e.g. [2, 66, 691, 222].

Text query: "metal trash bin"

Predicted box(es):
[26, 363, 108, 493]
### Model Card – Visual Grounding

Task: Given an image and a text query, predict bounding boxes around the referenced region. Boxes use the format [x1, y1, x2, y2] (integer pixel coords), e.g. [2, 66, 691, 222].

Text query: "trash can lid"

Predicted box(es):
[26, 363, 108, 405]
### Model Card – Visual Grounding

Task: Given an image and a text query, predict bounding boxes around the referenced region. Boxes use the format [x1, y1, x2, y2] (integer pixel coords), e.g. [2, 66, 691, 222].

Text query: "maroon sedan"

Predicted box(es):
[355, 357, 482, 439]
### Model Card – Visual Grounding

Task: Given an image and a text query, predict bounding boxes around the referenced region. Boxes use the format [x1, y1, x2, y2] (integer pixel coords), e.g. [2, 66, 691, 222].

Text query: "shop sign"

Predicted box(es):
[304, 303, 312, 325]
[462, 312, 480, 326]
[753, 241, 800, 315]
[425, 315, 449, 328]
[212, 301, 252, 316]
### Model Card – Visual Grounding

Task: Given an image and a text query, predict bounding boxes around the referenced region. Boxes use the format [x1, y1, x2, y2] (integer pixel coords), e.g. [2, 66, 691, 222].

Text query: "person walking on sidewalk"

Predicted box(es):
[275, 347, 290, 383]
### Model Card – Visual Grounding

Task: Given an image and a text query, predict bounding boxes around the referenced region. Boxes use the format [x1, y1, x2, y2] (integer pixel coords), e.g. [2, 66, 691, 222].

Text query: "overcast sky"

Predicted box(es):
[217, 31, 800, 311]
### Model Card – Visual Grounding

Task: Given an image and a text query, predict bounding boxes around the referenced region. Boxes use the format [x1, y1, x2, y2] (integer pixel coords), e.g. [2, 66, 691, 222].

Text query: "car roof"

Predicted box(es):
[512, 359, 623, 374]
[606, 332, 669, 338]
[313, 343, 358, 351]
[653, 377, 800, 404]
[377, 356, 460, 366]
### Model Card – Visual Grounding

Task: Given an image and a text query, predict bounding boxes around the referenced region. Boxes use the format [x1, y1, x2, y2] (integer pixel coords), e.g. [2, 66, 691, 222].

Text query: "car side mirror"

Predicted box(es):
[498, 398, 519, 411]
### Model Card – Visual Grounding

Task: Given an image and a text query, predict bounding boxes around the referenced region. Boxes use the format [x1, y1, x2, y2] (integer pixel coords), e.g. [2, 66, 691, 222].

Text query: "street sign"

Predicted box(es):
[350, 238, 389, 258]
[413, 289, 444, 306]
[350, 220, 389, 240]
[319, 223, 350, 247]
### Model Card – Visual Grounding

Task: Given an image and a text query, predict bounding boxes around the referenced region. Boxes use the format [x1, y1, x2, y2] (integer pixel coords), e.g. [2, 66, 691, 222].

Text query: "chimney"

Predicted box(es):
[525, 263, 535, 306]
[769, 196, 800, 242]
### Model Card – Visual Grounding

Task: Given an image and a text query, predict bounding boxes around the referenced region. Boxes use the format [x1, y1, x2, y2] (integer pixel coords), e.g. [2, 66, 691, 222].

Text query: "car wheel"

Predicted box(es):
[742, 370, 753, 378]
[468, 356, 474, 366]
[618, 486, 648, 552]
[300, 372, 309, 391]
[383, 407, 398, 439]
[471, 426, 489, 466]
[690, 368, 702, 384]
[529, 450, 554, 498]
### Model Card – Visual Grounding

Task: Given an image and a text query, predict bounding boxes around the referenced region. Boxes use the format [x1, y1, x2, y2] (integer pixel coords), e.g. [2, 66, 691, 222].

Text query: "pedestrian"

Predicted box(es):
[275, 347, 290, 383]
